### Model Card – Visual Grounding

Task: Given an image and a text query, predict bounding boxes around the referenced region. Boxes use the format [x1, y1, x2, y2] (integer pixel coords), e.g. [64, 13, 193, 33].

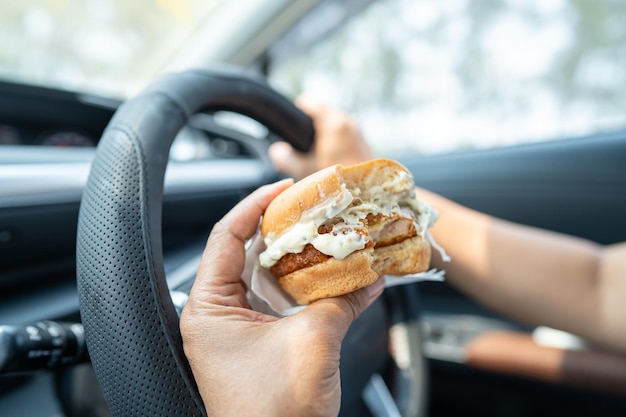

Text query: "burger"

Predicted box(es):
[259, 158, 439, 305]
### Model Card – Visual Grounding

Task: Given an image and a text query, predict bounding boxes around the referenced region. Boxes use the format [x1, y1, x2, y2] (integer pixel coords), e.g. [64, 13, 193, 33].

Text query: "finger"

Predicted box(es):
[268, 141, 317, 179]
[194, 179, 293, 301]
[298, 277, 386, 340]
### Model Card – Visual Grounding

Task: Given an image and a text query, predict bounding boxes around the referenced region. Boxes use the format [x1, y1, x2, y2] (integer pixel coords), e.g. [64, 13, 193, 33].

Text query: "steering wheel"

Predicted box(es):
[76, 68, 426, 416]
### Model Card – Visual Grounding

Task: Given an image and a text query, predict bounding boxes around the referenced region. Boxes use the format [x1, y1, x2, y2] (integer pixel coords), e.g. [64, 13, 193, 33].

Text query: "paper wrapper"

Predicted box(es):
[243, 233, 446, 317]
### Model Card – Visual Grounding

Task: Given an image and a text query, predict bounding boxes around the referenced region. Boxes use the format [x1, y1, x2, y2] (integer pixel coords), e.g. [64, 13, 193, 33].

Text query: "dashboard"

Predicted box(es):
[0, 80, 264, 159]
[0, 81, 118, 148]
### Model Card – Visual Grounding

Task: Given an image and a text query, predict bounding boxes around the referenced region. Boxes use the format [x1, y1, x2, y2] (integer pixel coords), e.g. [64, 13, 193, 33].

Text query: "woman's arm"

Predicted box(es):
[421, 187, 626, 353]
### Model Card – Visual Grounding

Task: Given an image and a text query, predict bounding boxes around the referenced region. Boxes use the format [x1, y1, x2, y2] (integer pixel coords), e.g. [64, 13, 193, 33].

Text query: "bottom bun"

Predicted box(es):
[373, 235, 431, 276]
[276, 236, 431, 305]
[277, 249, 379, 305]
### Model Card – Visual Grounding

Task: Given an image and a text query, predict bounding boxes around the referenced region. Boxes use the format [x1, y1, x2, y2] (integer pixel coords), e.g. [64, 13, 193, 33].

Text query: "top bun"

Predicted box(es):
[261, 158, 414, 239]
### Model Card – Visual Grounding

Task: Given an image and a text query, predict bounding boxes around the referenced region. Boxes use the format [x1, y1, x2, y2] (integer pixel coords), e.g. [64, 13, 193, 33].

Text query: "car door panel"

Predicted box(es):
[401, 130, 626, 244]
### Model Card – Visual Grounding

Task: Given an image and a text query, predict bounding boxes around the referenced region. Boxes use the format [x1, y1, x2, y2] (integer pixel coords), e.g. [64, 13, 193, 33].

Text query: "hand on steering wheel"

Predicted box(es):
[269, 96, 373, 179]
[180, 179, 385, 417]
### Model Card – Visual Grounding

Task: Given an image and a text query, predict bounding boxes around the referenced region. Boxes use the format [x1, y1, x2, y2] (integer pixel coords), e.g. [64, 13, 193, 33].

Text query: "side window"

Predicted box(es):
[267, 0, 626, 157]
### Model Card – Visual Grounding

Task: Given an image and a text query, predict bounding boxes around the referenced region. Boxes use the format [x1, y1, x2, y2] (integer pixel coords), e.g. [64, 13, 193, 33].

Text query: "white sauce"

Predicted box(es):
[259, 185, 356, 267]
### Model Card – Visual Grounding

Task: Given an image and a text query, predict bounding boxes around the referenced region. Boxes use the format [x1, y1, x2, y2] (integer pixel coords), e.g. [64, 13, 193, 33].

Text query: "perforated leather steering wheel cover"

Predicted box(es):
[76, 69, 314, 416]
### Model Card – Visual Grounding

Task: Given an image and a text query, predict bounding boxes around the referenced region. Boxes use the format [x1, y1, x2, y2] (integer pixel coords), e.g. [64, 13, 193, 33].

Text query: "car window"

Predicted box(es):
[267, 0, 626, 157]
[0, 0, 235, 98]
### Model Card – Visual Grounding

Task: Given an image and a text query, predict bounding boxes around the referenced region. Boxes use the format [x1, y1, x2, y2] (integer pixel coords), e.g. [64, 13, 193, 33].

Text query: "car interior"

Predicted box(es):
[1, 1, 626, 416]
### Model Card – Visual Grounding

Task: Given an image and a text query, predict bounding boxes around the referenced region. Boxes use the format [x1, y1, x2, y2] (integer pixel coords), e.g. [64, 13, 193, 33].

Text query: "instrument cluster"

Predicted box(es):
[0, 123, 97, 147]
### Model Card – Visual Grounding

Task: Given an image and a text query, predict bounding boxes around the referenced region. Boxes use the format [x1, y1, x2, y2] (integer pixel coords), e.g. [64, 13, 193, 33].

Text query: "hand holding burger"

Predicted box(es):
[181, 180, 385, 417]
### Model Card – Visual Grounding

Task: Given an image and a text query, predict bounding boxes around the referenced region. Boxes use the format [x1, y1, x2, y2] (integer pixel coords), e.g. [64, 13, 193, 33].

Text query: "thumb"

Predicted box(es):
[268, 141, 317, 179]
[299, 277, 386, 340]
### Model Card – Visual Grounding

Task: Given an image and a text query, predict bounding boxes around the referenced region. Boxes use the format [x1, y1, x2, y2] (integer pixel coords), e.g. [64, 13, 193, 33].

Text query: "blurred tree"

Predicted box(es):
[268, 0, 626, 155]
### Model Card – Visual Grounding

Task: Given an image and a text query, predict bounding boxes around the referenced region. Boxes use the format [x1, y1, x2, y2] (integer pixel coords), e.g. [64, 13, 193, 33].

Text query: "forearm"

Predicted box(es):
[417, 188, 625, 351]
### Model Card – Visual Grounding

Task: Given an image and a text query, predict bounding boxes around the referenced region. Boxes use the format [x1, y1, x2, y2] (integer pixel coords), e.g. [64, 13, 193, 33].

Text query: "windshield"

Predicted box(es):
[269, 0, 626, 156]
[0, 0, 229, 99]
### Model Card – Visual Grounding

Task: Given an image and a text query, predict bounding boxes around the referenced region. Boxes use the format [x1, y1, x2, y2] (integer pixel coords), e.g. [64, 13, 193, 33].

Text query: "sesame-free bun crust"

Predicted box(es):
[261, 165, 344, 239]
[277, 236, 431, 305]
[277, 249, 379, 305]
[340, 158, 414, 194]
[373, 235, 431, 276]
[261, 158, 414, 239]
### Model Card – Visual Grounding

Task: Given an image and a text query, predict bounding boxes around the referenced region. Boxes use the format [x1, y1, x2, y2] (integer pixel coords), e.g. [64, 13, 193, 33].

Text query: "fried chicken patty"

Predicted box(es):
[269, 214, 418, 279]
[269, 243, 331, 278]
[370, 217, 417, 248]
